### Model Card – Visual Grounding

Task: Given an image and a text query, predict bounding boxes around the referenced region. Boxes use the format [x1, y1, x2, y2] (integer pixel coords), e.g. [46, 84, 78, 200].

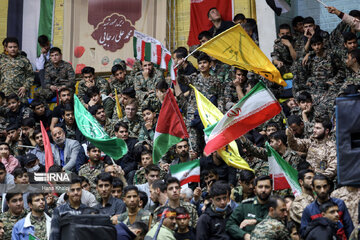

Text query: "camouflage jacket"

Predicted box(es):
[78, 162, 105, 195]
[289, 192, 315, 224]
[133, 70, 164, 102]
[109, 75, 134, 96]
[338, 68, 360, 96]
[271, 38, 295, 75]
[30, 213, 48, 240]
[0, 53, 34, 97]
[44, 60, 75, 89]
[287, 134, 337, 179]
[77, 76, 111, 101]
[331, 186, 360, 226]
[251, 215, 290, 240]
[117, 208, 152, 226]
[0, 209, 28, 240]
[120, 115, 143, 138]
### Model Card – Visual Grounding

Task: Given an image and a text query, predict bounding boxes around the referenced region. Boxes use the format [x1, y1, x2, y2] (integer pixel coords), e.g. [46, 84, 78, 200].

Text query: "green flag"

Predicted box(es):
[29, 234, 39, 240]
[74, 95, 127, 159]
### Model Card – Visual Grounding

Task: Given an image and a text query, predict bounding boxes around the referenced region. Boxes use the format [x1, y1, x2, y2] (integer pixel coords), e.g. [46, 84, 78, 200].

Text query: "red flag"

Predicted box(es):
[188, 0, 233, 46]
[40, 121, 54, 172]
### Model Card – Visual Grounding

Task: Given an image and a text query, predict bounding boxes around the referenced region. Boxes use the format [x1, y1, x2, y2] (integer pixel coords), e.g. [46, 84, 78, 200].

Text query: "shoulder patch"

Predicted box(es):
[241, 197, 254, 204]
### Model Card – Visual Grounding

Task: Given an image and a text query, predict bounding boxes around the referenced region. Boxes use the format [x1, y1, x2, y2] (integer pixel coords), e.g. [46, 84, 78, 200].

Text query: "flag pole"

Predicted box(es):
[314, 0, 328, 7]
[173, 48, 198, 69]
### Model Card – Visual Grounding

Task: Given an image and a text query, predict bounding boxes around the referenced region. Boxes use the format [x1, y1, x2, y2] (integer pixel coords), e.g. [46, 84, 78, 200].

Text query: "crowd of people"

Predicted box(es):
[0, 4, 359, 240]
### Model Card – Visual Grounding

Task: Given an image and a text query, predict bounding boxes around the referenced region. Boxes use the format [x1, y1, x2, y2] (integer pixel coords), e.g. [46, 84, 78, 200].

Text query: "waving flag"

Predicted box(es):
[74, 95, 127, 160]
[153, 90, 189, 164]
[40, 120, 53, 172]
[204, 81, 281, 156]
[170, 159, 200, 186]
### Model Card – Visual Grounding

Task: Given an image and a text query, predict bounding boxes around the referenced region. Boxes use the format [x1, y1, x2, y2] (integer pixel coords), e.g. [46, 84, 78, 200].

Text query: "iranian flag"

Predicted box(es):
[267, 142, 301, 196]
[204, 81, 282, 156]
[170, 159, 200, 186]
[153, 90, 189, 164]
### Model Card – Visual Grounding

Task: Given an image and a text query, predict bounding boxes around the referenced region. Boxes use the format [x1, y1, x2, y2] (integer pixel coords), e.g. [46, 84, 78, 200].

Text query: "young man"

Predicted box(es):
[0, 37, 34, 102]
[35, 35, 51, 71]
[287, 115, 312, 139]
[111, 177, 124, 199]
[0, 193, 27, 240]
[5, 124, 23, 157]
[145, 206, 177, 240]
[154, 177, 198, 228]
[138, 106, 157, 143]
[150, 180, 168, 208]
[30, 99, 53, 129]
[50, 177, 88, 240]
[303, 202, 341, 240]
[232, 170, 255, 204]
[300, 174, 354, 239]
[289, 169, 315, 224]
[95, 172, 126, 216]
[57, 103, 85, 143]
[226, 175, 273, 240]
[301, 17, 329, 53]
[196, 181, 232, 240]
[44, 47, 75, 98]
[134, 149, 154, 185]
[109, 64, 133, 103]
[251, 196, 290, 239]
[5, 93, 32, 127]
[121, 100, 143, 138]
[29, 128, 53, 166]
[112, 185, 152, 227]
[339, 49, 360, 96]
[0, 142, 20, 173]
[89, 104, 115, 137]
[50, 87, 73, 131]
[207, 7, 234, 37]
[286, 117, 337, 179]
[12, 193, 52, 240]
[78, 144, 104, 195]
[136, 164, 161, 210]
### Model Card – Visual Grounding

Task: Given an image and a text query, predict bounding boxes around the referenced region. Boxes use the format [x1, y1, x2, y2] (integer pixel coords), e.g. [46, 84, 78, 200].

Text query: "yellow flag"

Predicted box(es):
[196, 24, 286, 87]
[114, 89, 123, 119]
[189, 84, 253, 171]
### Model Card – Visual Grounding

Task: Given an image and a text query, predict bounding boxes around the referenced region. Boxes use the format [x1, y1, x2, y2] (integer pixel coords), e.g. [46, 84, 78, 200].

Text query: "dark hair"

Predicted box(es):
[245, 79, 258, 90]
[141, 106, 155, 113]
[297, 161, 312, 172]
[343, 32, 357, 43]
[0, 91, 5, 99]
[166, 177, 180, 188]
[123, 185, 139, 196]
[268, 195, 284, 210]
[197, 53, 211, 63]
[49, 47, 62, 55]
[0, 142, 10, 149]
[349, 9, 360, 18]
[86, 144, 99, 152]
[81, 66, 95, 75]
[141, 149, 152, 157]
[6, 193, 22, 202]
[175, 206, 189, 215]
[174, 47, 188, 59]
[269, 131, 287, 147]
[239, 170, 255, 183]
[129, 222, 148, 236]
[298, 169, 314, 182]
[122, 88, 136, 98]
[279, 23, 291, 31]
[111, 64, 124, 75]
[6, 93, 19, 102]
[287, 221, 299, 232]
[303, 17, 315, 25]
[234, 68, 248, 76]
[48, 164, 62, 173]
[233, 13, 245, 22]
[315, 116, 332, 132]
[201, 168, 218, 178]
[86, 86, 100, 98]
[27, 193, 44, 205]
[95, 172, 113, 185]
[292, 16, 304, 27]
[38, 35, 49, 47]
[59, 87, 72, 95]
[310, 34, 323, 45]
[284, 195, 295, 201]
[266, 122, 279, 131]
[319, 201, 338, 213]
[33, 128, 42, 138]
[155, 80, 169, 90]
[62, 103, 74, 113]
[138, 190, 148, 208]
[114, 121, 129, 132]
[145, 164, 160, 175]
[254, 175, 272, 187]
[79, 176, 90, 185]
[198, 31, 212, 41]
[88, 104, 104, 116]
[349, 49, 360, 64]
[3, 37, 19, 47]
[287, 115, 302, 126]
[0, 162, 5, 172]
[296, 91, 312, 103]
[21, 118, 35, 128]
[30, 99, 44, 109]
[13, 168, 27, 179]
[151, 180, 167, 192]
[70, 176, 82, 185]
[312, 174, 331, 186]
[207, 7, 217, 17]
[209, 181, 229, 197]
[112, 177, 124, 189]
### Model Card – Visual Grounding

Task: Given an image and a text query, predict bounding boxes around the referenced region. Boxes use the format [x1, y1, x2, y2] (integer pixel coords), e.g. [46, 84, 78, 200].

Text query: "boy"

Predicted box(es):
[175, 206, 195, 240]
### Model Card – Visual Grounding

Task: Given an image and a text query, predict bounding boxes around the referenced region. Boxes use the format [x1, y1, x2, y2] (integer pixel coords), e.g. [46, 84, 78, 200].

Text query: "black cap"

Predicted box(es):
[23, 153, 38, 165]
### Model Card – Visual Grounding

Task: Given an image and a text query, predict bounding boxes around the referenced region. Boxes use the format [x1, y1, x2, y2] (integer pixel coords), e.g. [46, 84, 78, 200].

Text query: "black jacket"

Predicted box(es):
[196, 204, 233, 240]
[304, 217, 339, 240]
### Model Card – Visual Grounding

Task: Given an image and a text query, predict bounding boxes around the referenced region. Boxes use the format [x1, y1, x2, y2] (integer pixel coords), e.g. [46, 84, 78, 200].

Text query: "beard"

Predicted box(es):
[314, 131, 325, 140]
[257, 191, 271, 202]
[54, 136, 66, 145]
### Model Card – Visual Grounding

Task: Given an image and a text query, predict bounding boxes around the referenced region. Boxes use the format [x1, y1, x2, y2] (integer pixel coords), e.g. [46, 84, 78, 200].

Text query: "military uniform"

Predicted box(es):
[44, 60, 75, 89]
[138, 124, 155, 144]
[77, 76, 111, 101]
[0, 53, 34, 103]
[120, 115, 143, 138]
[133, 69, 164, 102]
[140, 92, 162, 114]
[226, 197, 270, 239]
[133, 167, 167, 185]
[271, 38, 295, 76]
[30, 214, 47, 240]
[231, 185, 255, 204]
[289, 192, 315, 224]
[102, 118, 116, 137]
[287, 134, 337, 179]
[0, 209, 28, 240]
[331, 186, 360, 226]
[78, 162, 105, 195]
[338, 68, 360, 97]
[251, 215, 290, 240]
[109, 75, 134, 96]
[117, 208, 152, 226]
[153, 200, 198, 228]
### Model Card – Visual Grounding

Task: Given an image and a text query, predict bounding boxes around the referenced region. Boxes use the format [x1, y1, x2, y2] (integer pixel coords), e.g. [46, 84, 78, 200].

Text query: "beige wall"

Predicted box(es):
[61, 0, 167, 73]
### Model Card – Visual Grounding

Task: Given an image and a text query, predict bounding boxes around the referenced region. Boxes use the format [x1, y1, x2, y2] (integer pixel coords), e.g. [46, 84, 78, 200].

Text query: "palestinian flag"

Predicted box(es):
[170, 159, 200, 186]
[0, 0, 55, 69]
[133, 30, 177, 84]
[204, 81, 281, 156]
[267, 142, 301, 196]
[153, 90, 189, 164]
